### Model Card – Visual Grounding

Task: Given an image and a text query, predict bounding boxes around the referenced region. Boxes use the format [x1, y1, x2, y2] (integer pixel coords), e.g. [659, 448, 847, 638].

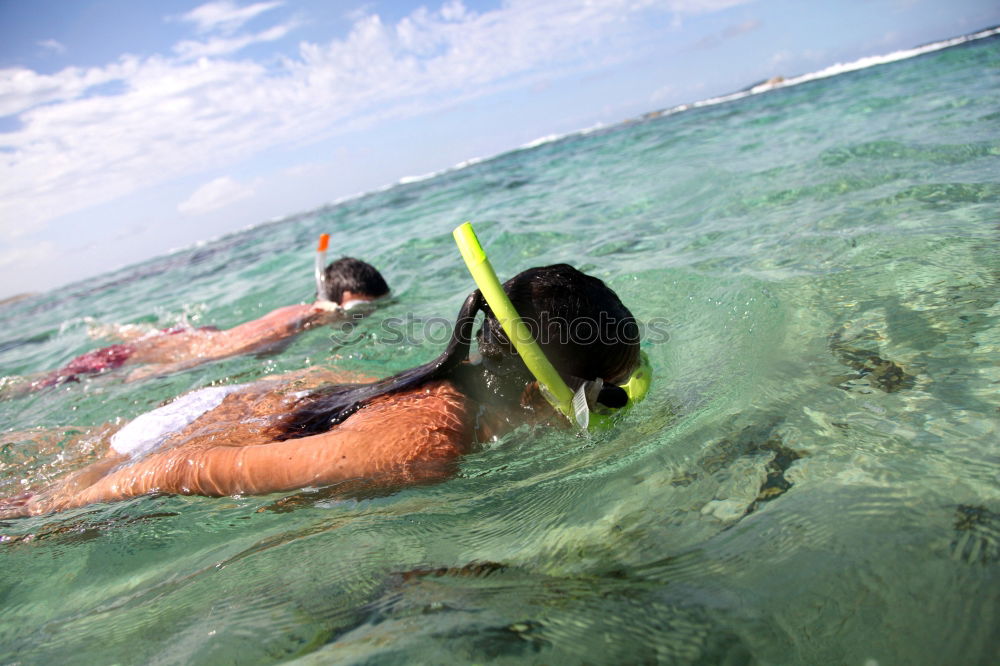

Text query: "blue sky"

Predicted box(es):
[1, 0, 998, 299]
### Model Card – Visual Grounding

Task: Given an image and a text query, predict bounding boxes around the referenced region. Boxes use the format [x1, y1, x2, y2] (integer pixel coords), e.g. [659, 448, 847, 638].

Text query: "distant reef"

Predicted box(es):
[0, 293, 37, 307]
[745, 75, 786, 93]
[635, 73, 787, 123]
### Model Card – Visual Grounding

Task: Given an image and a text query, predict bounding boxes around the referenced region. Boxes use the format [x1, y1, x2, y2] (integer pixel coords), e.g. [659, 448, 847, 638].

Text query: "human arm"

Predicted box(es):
[23, 382, 473, 514]
[125, 304, 342, 381]
[212, 303, 339, 354]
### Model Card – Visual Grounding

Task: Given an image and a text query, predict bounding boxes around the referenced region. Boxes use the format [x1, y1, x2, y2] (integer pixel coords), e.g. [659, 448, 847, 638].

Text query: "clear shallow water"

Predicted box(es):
[1, 34, 998, 665]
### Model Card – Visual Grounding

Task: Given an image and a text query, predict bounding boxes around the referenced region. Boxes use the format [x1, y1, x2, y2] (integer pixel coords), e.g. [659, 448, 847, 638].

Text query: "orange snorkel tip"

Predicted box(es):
[315, 233, 331, 300]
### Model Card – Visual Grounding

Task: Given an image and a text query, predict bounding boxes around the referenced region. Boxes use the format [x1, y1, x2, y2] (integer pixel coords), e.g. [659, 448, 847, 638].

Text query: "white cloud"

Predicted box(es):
[0, 0, 752, 241]
[0, 59, 136, 116]
[180, 0, 285, 35]
[173, 20, 299, 60]
[38, 39, 67, 54]
[178, 176, 254, 215]
[439, 0, 468, 22]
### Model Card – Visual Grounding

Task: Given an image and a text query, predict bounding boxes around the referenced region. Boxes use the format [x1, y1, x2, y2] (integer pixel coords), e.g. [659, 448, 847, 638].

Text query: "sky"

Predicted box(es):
[1, 0, 998, 299]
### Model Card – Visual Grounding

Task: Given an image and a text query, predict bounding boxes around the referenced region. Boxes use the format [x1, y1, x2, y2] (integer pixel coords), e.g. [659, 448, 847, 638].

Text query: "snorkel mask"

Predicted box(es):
[453, 222, 652, 431]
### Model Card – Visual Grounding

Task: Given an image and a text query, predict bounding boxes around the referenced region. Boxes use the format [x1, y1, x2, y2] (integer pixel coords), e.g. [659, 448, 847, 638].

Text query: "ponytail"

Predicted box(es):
[276, 290, 484, 440]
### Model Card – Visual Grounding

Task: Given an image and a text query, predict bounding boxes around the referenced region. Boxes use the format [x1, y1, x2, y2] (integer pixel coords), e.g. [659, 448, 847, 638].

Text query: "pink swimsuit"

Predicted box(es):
[41, 344, 135, 387]
[39, 325, 219, 388]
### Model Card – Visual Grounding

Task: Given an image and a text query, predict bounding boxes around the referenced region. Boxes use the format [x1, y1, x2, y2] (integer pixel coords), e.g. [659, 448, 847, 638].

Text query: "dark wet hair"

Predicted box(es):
[323, 257, 390, 303]
[278, 264, 639, 440]
[477, 264, 639, 386]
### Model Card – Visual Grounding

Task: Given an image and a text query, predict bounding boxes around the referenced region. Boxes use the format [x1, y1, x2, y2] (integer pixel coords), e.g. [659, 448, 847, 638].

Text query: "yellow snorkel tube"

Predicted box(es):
[453, 222, 652, 431]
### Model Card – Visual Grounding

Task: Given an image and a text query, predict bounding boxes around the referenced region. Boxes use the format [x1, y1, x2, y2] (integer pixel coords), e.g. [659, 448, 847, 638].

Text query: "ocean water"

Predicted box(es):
[1, 31, 998, 665]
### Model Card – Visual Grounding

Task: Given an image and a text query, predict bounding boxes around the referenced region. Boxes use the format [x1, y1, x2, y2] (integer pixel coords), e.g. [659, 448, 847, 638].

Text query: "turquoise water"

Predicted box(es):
[1, 33, 998, 664]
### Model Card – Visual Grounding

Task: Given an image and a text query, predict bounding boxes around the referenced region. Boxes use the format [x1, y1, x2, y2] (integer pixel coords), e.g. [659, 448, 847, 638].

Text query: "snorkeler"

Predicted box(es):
[1, 256, 390, 397]
[1, 250, 649, 518]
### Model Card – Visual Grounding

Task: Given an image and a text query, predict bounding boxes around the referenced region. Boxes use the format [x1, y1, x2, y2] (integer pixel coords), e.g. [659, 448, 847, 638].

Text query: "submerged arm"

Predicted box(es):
[215, 303, 338, 352]
[26, 382, 473, 514]
[126, 304, 340, 381]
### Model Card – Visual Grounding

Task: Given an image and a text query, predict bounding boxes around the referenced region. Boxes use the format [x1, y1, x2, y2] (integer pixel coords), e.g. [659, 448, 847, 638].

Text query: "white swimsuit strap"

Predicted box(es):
[110, 384, 245, 458]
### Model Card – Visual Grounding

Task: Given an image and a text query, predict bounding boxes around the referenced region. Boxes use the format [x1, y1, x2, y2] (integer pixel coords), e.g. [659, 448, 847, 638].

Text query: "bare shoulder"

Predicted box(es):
[338, 381, 475, 460]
